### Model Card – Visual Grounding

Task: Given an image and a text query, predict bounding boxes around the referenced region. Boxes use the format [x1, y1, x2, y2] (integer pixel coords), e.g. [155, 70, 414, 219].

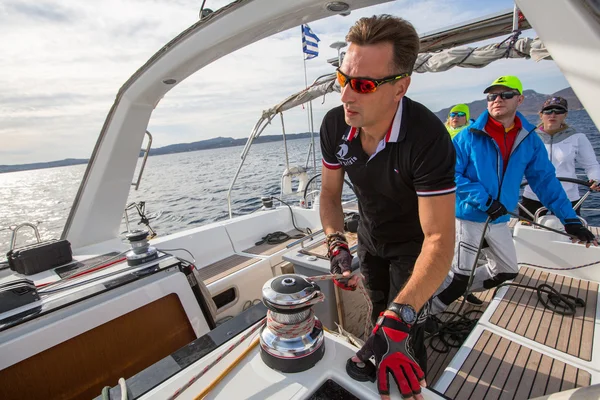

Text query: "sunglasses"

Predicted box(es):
[542, 108, 567, 115]
[336, 68, 409, 94]
[486, 91, 520, 102]
[449, 112, 466, 118]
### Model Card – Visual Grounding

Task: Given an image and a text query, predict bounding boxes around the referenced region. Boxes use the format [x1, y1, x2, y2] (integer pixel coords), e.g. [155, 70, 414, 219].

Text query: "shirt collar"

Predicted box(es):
[486, 115, 522, 134]
[346, 98, 404, 143]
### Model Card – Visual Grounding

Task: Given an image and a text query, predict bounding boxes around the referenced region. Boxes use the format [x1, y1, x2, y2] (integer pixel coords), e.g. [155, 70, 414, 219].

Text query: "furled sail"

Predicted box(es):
[414, 36, 550, 73]
[255, 36, 550, 130]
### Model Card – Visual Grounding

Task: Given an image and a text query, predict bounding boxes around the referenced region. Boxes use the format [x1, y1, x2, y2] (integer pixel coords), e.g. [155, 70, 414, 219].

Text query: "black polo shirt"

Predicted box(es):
[320, 96, 456, 255]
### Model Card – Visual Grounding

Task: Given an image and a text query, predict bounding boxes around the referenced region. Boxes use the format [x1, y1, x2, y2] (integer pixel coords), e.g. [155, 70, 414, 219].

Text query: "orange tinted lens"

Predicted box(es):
[336, 71, 347, 87]
[351, 78, 377, 93]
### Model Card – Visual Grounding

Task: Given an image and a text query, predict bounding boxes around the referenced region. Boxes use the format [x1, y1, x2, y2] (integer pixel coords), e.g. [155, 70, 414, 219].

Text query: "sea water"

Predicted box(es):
[1, 110, 598, 256]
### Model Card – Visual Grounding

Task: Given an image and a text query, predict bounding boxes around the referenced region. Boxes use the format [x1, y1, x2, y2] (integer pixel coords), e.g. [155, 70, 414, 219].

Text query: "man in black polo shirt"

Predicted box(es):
[319, 15, 456, 400]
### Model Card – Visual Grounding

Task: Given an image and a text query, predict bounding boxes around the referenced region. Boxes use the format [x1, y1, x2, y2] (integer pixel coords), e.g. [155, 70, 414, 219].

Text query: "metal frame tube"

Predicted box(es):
[132, 130, 153, 191]
[9, 222, 41, 250]
[227, 115, 273, 219]
[280, 113, 290, 170]
[512, 4, 519, 31]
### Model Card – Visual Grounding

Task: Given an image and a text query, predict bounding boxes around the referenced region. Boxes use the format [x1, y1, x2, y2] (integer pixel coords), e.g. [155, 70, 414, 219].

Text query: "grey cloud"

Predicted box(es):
[110, 20, 159, 38]
[0, 92, 90, 106]
[4, 1, 76, 23]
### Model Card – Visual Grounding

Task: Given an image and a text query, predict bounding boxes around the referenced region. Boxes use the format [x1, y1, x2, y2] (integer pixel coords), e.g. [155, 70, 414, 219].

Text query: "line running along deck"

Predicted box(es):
[426, 288, 495, 385]
[244, 230, 304, 256]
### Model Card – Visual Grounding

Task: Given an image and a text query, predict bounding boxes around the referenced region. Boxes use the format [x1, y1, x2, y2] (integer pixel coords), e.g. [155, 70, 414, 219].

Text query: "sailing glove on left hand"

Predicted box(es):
[327, 232, 355, 291]
[355, 314, 425, 398]
[564, 222, 597, 243]
[486, 199, 507, 221]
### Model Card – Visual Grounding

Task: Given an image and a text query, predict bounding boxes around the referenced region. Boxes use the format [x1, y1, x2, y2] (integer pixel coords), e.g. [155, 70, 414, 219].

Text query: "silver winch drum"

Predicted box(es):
[259, 274, 325, 373]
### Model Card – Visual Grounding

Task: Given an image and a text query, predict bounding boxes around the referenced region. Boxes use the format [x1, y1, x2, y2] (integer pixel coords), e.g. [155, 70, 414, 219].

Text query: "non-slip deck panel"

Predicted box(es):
[489, 266, 597, 361]
[426, 288, 495, 385]
[445, 330, 591, 399]
[244, 230, 303, 256]
[444, 330, 591, 400]
[196, 254, 259, 285]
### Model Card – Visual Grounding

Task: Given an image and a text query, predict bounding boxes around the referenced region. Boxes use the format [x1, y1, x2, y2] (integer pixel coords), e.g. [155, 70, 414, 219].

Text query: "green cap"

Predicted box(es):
[483, 75, 523, 94]
[449, 104, 470, 121]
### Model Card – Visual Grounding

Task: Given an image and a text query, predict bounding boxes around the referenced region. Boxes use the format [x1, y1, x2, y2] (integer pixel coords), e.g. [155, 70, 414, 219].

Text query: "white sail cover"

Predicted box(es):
[414, 36, 550, 73]
[258, 37, 549, 124]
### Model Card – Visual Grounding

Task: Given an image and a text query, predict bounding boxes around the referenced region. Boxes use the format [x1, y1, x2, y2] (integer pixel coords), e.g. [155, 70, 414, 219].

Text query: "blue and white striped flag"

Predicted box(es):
[301, 24, 320, 60]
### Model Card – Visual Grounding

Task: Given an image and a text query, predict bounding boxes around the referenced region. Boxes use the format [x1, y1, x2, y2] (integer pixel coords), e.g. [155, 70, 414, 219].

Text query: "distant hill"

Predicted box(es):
[434, 87, 584, 121]
[0, 133, 316, 173]
[146, 132, 315, 156]
[0, 158, 88, 174]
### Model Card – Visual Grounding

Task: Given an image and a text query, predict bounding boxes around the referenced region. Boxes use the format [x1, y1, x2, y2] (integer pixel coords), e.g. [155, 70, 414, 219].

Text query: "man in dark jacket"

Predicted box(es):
[431, 75, 597, 314]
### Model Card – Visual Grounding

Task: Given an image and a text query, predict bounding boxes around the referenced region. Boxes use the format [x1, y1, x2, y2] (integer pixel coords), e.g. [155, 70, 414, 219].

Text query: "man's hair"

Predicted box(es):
[345, 15, 419, 75]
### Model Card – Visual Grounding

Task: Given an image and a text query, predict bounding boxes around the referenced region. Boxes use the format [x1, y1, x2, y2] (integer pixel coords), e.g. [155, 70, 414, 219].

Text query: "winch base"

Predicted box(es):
[260, 340, 325, 373]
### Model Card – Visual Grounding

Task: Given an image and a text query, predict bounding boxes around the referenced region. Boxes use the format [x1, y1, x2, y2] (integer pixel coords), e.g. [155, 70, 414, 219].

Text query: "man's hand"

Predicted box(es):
[589, 179, 600, 192]
[353, 314, 425, 400]
[329, 245, 356, 290]
[486, 199, 507, 221]
[564, 223, 598, 248]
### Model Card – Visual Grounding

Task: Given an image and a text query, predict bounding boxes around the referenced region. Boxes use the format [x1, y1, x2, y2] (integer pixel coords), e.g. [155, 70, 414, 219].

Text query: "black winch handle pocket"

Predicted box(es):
[346, 357, 376, 382]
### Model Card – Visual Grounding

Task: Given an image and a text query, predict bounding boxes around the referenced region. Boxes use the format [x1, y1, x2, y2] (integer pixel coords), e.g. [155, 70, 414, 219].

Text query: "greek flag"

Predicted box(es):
[301, 24, 320, 60]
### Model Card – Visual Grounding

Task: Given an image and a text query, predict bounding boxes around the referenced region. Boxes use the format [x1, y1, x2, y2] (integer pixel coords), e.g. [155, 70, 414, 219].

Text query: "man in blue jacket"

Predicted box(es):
[430, 75, 597, 314]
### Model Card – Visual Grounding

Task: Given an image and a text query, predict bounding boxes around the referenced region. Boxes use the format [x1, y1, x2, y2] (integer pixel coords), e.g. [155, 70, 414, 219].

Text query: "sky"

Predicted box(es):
[0, 0, 571, 165]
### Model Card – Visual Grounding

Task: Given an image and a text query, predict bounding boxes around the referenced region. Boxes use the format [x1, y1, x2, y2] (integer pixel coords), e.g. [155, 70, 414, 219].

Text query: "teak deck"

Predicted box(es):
[489, 266, 597, 361]
[443, 330, 591, 399]
[427, 266, 597, 399]
[425, 288, 496, 386]
[197, 230, 303, 284]
[196, 255, 259, 285]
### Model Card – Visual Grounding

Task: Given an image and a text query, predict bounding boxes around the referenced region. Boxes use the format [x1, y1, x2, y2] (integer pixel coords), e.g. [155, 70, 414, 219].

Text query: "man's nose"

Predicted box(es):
[340, 83, 355, 104]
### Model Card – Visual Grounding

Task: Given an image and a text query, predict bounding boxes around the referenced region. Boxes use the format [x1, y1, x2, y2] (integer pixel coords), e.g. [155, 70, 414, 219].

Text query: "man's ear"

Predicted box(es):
[394, 76, 411, 101]
[517, 94, 525, 106]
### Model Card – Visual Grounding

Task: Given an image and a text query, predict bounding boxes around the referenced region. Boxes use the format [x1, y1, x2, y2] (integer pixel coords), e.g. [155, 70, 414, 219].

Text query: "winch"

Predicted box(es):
[259, 274, 325, 373]
[125, 229, 158, 266]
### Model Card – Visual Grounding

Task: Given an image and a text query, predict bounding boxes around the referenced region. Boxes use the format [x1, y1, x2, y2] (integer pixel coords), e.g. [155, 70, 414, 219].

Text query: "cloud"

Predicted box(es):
[1, 1, 76, 23]
[0, 0, 567, 164]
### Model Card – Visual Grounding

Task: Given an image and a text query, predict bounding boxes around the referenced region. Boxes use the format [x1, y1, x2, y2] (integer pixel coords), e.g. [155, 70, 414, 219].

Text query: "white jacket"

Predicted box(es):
[524, 126, 600, 201]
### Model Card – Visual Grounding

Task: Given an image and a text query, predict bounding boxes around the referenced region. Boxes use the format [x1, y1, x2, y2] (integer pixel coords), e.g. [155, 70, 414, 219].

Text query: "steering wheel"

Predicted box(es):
[302, 173, 356, 206]
[519, 177, 594, 224]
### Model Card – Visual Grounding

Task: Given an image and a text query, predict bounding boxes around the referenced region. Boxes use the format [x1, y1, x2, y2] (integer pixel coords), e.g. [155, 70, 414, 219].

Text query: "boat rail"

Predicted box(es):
[226, 73, 337, 218]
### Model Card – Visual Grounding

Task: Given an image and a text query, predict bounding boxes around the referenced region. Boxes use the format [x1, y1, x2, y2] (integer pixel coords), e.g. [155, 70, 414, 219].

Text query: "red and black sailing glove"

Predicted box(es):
[356, 314, 425, 398]
[327, 232, 355, 291]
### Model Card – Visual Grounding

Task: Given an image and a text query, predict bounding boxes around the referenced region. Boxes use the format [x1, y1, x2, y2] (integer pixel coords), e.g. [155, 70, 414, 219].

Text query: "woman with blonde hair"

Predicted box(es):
[445, 104, 472, 138]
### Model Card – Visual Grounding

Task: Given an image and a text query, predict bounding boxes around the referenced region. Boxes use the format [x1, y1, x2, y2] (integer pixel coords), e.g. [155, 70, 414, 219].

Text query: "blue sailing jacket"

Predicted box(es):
[453, 111, 578, 224]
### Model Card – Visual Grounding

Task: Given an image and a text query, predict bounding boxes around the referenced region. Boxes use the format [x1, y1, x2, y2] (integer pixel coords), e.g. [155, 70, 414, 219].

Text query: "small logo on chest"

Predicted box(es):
[336, 143, 358, 166]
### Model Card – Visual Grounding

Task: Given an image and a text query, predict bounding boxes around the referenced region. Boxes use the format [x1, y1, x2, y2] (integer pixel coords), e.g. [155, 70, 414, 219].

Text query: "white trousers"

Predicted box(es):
[431, 218, 518, 314]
